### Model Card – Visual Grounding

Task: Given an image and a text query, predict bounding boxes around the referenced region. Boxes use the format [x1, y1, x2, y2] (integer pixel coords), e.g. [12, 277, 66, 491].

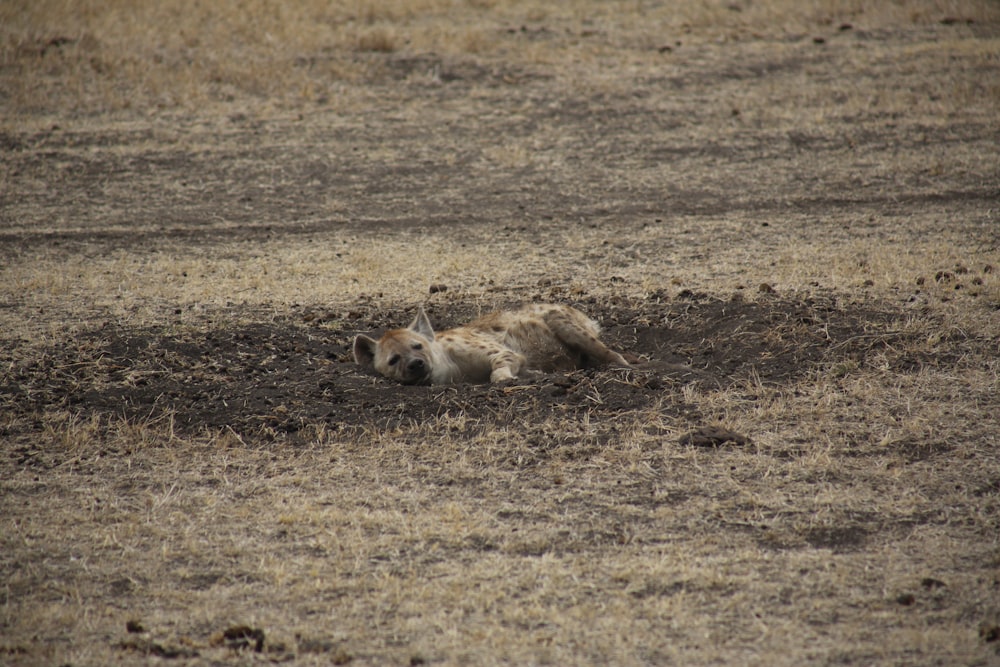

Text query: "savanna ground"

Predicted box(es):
[2, 1, 1000, 664]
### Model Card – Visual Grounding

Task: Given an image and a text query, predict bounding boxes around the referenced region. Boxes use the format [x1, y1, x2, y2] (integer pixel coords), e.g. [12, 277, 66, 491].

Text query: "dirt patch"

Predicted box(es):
[0, 295, 958, 441]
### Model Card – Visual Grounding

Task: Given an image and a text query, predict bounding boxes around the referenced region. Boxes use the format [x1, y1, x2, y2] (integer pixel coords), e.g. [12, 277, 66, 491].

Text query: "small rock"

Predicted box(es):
[218, 625, 265, 653]
[119, 638, 197, 659]
[679, 426, 751, 447]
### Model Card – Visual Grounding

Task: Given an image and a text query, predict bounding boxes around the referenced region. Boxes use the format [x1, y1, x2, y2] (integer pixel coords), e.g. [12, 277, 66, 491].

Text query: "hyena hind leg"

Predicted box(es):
[545, 309, 630, 368]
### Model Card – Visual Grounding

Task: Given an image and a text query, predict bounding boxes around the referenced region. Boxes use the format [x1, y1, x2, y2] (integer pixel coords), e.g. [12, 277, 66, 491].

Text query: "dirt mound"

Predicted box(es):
[2, 295, 906, 440]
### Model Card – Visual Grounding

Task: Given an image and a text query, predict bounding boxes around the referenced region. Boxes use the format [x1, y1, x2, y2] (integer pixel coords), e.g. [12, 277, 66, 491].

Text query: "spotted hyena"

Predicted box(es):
[353, 303, 630, 385]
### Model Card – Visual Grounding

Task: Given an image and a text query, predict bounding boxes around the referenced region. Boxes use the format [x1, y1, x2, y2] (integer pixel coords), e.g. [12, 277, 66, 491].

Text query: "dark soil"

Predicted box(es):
[1, 293, 936, 441]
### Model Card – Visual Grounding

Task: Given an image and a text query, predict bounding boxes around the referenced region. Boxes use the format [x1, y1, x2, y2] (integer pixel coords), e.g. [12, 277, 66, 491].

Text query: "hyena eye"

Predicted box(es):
[387, 354, 400, 366]
[411, 343, 422, 350]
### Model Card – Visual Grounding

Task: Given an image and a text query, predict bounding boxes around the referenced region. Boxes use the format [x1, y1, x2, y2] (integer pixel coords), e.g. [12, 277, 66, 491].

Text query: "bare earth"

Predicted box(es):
[1, 2, 999, 665]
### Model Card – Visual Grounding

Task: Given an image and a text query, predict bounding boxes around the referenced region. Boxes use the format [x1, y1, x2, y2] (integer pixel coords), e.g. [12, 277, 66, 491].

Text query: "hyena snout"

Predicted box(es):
[395, 351, 431, 384]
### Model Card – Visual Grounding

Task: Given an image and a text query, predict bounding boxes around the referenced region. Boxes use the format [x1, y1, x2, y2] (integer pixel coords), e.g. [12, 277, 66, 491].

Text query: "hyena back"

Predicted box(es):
[353, 303, 629, 385]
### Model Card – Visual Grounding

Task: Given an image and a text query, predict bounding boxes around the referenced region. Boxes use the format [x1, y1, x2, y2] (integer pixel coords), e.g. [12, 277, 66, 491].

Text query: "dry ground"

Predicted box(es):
[2, 1, 1000, 665]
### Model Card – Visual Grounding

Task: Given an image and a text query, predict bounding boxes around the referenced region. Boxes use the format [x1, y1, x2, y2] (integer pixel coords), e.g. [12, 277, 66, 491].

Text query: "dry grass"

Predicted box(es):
[3, 0, 1000, 665]
[3, 0, 998, 116]
[4, 364, 999, 664]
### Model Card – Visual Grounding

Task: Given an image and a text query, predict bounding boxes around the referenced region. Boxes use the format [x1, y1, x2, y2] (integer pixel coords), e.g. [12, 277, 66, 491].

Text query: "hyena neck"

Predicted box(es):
[427, 344, 463, 385]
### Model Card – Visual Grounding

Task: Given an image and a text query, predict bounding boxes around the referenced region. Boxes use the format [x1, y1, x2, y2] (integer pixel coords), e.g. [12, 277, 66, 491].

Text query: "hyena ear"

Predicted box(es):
[409, 307, 435, 340]
[353, 335, 379, 367]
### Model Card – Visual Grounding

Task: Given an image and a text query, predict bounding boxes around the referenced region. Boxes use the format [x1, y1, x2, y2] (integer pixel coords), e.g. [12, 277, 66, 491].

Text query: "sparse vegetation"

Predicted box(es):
[2, 1, 999, 665]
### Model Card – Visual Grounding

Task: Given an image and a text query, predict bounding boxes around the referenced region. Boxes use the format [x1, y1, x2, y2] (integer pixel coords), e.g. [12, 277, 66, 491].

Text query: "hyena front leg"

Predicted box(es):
[488, 347, 527, 382]
[545, 309, 630, 367]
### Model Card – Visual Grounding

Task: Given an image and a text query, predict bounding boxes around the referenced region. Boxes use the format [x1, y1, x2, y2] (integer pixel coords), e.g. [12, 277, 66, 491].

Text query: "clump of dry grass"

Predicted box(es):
[356, 26, 399, 53]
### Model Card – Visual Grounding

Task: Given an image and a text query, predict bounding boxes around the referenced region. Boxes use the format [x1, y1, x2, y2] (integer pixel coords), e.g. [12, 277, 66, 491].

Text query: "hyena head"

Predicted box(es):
[353, 308, 437, 385]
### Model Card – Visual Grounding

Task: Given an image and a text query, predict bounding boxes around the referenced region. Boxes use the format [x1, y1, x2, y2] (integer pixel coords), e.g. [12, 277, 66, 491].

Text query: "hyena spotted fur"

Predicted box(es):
[353, 303, 630, 385]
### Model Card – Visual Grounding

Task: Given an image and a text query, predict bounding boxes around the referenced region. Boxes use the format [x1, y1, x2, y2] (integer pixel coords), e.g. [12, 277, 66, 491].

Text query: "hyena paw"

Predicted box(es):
[611, 352, 632, 367]
[490, 367, 518, 383]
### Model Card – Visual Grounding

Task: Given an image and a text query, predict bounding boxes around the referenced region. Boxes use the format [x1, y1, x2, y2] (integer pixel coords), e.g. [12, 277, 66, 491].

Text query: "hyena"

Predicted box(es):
[353, 303, 630, 385]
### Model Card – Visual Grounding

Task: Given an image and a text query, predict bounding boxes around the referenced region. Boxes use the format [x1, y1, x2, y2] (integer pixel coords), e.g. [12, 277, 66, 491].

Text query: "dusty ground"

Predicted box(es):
[2, 1, 999, 665]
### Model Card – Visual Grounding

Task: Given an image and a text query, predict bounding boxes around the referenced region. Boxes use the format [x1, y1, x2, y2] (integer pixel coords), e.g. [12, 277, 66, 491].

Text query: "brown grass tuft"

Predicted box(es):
[356, 27, 399, 53]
